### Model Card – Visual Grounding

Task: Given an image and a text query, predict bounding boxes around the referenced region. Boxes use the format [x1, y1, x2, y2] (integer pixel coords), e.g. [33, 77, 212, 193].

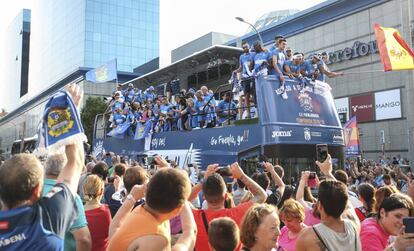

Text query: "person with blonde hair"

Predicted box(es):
[240, 203, 281, 251]
[83, 174, 111, 251]
[278, 199, 307, 251]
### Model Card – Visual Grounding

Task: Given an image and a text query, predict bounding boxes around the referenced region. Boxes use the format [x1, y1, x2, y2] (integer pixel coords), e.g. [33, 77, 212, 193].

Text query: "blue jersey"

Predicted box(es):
[217, 100, 236, 124]
[133, 90, 143, 103]
[113, 113, 126, 126]
[285, 60, 302, 74]
[124, 89, 135, 103]
[253, 51, 270, 76]
[144, 92, 156, 102]
[160, 104, 172, 116]
[271, 48, 286, 76]
[239, 53, 254, 78]
[0, 183, 77, 251]
[112, 101, 124, 112]
[303, 59, 317, 76]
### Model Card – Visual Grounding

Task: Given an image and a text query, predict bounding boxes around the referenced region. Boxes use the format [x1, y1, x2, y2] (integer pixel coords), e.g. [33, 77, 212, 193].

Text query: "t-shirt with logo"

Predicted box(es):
[0, 183, 77, 251]
[239, 53, 254, 78]
[252, 51, 270, 76]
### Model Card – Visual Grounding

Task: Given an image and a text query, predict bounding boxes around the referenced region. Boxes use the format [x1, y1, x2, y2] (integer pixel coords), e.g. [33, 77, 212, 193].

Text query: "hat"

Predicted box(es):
[128, 83, 134, 87]
[115, 91, 122, 96]
[148, 86, 155, 91]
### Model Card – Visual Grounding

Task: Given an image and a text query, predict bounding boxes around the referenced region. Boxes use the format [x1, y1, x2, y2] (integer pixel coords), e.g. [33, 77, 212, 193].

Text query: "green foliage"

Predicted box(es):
[81, 96, 107, 143]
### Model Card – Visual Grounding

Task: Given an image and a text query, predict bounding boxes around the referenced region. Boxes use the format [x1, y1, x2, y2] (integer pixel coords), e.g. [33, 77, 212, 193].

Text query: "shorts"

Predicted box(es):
[241, 77, 255, 94]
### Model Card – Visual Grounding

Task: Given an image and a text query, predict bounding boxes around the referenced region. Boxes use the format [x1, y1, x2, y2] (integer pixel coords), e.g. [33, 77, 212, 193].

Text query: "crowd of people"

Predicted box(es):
[106, 82, 246, 137]
[2, 40, 414, 250]
[0, 80, 413, 251]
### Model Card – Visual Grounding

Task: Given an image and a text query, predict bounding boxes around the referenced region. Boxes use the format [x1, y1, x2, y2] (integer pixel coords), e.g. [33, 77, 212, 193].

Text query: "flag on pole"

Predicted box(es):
[343, 116, 360, 156]
[85, 58, 118, 83]
[374, 24, 414, 71]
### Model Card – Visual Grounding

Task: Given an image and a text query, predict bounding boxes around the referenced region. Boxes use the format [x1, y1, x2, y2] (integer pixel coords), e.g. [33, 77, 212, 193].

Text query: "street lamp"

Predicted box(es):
[235, 16, 263, 45]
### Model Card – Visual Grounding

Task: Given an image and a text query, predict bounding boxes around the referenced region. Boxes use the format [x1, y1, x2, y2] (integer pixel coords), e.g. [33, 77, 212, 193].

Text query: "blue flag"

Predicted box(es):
[134, 121, 152, 140]
[107, 121, 131, 139]
[85, 58, 117, 83]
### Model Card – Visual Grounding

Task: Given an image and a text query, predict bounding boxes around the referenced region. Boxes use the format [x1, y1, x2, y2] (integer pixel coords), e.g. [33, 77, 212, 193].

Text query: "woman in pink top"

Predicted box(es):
[360, 194, 414, 251]
[296, 171, 321, 227]
[278, 199, 307, 251]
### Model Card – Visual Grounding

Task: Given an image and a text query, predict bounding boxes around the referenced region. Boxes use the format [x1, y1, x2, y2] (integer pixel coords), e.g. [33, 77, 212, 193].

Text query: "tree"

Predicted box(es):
[81, 97, 107, 143]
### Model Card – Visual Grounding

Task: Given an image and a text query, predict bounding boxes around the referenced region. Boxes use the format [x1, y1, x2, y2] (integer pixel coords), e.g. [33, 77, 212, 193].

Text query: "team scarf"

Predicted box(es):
[37, 90, 87, 153]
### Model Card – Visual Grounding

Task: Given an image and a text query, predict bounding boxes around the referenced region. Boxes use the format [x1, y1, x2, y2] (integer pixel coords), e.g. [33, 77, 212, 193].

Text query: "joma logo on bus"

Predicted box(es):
[272, 130, 292, 138]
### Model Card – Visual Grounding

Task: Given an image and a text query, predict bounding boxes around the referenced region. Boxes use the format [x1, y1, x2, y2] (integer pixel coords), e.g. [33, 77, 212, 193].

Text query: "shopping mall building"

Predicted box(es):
[1, 0, 413, 163]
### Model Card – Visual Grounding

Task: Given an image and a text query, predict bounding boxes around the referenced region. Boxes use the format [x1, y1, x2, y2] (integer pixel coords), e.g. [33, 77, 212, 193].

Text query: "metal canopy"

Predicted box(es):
[125, 45, 243, 88]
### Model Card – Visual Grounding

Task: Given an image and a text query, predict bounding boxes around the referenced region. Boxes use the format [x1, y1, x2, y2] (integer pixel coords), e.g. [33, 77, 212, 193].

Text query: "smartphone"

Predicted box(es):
[316, 144, 328, 163]
[403, 217, 414, 233]
[216, 166, 232, 176]
[188, 163, 193, 168]
[147, 156, 156, 165]
[307, 172, 317, 188]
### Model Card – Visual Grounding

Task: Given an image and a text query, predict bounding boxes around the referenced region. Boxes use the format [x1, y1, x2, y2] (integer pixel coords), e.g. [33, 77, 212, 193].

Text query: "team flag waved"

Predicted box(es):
[85, 58, 118, 83]
[343, 116, 360, 157]
[374, 24, 414, 71]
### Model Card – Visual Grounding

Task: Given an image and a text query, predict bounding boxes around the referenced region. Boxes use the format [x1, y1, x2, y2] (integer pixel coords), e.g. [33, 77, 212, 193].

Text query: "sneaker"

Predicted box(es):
[282, 91, 288, 100]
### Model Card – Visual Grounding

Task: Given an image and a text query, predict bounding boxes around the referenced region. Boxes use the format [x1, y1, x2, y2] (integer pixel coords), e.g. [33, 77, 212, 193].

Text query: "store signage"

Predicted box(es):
[375, 89, 401, 120]
[350, 94, 374, 122]
[326, 40, 378, 65]
[334, 97, 349, 124]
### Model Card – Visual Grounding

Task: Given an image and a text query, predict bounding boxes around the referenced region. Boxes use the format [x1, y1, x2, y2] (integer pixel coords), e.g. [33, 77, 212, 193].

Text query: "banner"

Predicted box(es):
[374, 24, 414, 71]
[255, 76, 342, 128]
[350, 94, 374, 122]
[343, 116, 360, 156]
[107, 122, 131, 139]
[85, 58, 117, 83]
[375, 89, 401, 120]
[134, 121, 152, 140]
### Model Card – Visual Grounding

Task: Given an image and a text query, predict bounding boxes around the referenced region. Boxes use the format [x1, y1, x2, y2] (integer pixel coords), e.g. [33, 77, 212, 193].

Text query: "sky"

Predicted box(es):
[0, 0, 326, 109]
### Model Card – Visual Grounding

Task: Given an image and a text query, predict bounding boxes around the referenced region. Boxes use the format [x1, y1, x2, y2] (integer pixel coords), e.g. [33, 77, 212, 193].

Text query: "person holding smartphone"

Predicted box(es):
[360, 193, 414, 251]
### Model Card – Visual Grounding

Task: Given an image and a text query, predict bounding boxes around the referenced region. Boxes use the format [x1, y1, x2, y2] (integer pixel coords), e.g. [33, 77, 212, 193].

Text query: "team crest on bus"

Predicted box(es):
[298, 92, 313, 112]
[47, 108, 74, 137]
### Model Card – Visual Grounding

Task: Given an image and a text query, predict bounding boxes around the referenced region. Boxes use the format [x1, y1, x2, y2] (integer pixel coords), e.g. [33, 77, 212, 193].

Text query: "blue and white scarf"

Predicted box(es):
[37, 90, 87, 153]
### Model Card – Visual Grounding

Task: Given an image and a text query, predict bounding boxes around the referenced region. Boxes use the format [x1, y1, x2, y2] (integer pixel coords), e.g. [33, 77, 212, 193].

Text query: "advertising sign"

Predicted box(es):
[375, 89, 401, 120]
[350, 94, 374, 122]
[335, 97, 349, 124]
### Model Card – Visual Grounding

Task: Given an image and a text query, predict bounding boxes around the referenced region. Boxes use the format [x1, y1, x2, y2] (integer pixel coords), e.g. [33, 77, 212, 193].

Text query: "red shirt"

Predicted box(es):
[360, 217, 389, 251]
[192, 201, 253, 251]
[85, 204, 111, 251]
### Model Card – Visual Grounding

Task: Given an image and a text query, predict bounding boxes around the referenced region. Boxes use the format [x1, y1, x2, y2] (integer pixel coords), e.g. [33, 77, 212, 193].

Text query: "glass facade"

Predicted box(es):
[84, 0, 159, 71]
[2, 9, 31, 112]
[29, 0, 159, 98]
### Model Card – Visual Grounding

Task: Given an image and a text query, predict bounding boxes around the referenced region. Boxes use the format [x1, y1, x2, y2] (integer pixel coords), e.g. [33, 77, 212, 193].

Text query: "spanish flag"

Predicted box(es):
[374, 24, 414, 71]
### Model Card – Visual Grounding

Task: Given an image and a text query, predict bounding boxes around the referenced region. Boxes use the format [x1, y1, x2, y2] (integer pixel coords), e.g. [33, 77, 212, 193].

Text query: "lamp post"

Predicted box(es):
[235, 17, 263, 45]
